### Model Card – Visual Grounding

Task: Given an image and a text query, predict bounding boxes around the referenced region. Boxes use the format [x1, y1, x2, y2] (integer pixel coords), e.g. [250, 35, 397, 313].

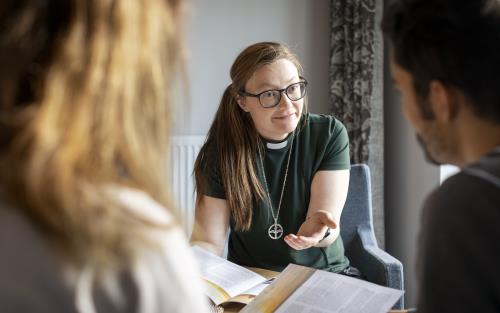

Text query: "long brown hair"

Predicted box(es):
[0, 0, 184, 271]
[194, 42, 304, 230]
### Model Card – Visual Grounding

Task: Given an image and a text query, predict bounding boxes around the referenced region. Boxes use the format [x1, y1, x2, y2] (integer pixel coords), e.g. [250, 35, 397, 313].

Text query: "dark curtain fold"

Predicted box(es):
[329, 0, 385, 246]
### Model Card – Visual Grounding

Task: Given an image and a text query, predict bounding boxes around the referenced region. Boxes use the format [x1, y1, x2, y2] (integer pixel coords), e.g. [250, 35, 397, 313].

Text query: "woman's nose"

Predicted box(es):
[278, 91, 293, 108]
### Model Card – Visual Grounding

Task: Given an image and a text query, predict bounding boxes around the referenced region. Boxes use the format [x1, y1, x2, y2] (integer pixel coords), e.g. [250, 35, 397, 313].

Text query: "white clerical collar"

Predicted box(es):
[264, 133, 294, 150]
[266, 140, 288, 150]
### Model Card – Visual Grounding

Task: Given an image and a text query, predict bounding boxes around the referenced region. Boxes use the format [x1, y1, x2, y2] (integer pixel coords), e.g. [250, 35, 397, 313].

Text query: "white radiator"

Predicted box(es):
[169, 135, 205, 236]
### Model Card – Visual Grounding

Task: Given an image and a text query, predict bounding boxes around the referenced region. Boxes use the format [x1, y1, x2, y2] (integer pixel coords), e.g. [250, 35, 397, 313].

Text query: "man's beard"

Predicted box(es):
[416, 134, 442, 165]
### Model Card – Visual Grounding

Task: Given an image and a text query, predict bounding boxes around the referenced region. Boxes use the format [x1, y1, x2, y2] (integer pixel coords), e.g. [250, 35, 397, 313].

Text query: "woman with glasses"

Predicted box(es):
[192, 42, 358, 276]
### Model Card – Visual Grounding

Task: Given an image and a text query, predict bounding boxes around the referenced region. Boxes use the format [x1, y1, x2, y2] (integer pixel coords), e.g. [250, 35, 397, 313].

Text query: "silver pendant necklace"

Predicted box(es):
[258, 132, 295, 240]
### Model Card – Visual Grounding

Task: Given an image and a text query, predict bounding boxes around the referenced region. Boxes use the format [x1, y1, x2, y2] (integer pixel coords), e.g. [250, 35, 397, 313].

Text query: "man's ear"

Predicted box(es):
[429, 80, 459, 122]
[236, 94, 249, 112]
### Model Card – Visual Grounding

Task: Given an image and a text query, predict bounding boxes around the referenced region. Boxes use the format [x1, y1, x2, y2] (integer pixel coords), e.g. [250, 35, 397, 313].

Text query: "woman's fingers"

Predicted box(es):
[284, 238, 300, 250]
[284, 234, 318, 250]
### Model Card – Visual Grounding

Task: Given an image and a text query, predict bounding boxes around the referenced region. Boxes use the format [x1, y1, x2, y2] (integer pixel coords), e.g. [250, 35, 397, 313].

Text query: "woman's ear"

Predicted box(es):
[429, 80, 459, 122]
[236, 95, 249, 112]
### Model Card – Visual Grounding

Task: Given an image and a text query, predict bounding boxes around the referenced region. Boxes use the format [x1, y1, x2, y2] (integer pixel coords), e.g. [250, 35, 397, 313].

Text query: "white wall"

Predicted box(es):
[440, 164, 460, 183]
[383, 51, 441, 307]
[176, 0, 331, 136]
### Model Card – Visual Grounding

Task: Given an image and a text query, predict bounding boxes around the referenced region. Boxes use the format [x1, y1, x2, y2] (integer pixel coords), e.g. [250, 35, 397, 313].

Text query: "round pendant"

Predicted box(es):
[268, 223, 283, 240]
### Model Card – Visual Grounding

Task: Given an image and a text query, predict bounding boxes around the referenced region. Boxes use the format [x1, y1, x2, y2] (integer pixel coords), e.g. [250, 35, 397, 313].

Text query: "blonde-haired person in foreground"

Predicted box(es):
[0, 1, 210, 313]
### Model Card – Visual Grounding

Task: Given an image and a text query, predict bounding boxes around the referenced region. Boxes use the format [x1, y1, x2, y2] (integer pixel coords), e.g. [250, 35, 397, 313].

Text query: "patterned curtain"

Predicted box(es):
[329, 0, 385, 246]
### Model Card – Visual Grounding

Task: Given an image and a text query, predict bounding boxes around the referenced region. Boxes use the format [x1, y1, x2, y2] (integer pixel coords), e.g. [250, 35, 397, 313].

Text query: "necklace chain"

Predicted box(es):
[258, 133, 295, 227]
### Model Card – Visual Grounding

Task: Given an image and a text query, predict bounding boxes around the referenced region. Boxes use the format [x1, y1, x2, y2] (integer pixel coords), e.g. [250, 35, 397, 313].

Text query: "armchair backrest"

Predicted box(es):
[339, 165, 405, 308]
[340, 164, 376, 248]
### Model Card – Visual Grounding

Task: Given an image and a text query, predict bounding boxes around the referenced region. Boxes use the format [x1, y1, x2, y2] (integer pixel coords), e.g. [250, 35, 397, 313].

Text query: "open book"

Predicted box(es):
[192, 246, 275, 306]
[193, 245, 403, 312]
[241, 263, 404, 313]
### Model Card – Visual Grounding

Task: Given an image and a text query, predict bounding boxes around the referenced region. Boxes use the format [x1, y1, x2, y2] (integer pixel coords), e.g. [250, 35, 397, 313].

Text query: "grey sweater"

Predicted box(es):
[417, 147, 500, 313]
[0, 203, 80, 313]
[0, 187, 211, 313]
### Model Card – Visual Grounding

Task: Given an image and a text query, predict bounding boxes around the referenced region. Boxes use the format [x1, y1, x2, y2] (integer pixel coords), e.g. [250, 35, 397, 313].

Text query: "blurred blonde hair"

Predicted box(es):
[0, 0, 184, 282]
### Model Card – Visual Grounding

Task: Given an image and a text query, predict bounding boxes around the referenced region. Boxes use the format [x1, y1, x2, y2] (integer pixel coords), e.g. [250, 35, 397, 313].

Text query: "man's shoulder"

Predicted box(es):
[424, 167, 500, 226]
[433, 151, 500, 205]
[418, 158, 500, 313]
[428, 170, 492, 207]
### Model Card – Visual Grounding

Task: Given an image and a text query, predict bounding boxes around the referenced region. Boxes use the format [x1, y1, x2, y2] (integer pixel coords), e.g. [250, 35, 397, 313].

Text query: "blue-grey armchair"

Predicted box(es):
[340, 164, 404, 309]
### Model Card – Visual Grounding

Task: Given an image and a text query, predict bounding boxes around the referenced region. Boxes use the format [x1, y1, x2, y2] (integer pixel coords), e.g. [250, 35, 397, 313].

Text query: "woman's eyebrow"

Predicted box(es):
[254, 77, 299, 90]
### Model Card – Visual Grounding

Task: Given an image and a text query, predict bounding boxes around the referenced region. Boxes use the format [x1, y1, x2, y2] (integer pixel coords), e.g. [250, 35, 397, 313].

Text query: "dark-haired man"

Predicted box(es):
[382, 0, 500, 312]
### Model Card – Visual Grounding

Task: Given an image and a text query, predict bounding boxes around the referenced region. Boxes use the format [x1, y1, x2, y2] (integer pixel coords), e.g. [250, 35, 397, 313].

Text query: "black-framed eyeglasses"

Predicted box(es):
[239, 78, 308, 108]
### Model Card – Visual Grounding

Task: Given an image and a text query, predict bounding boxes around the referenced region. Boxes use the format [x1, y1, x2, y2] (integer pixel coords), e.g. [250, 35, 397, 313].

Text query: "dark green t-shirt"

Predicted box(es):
[202, 113, 351, 272]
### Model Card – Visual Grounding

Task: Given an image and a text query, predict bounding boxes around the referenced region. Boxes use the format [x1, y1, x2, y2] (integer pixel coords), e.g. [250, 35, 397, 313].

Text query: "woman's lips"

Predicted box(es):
[273, 112, 295, 119]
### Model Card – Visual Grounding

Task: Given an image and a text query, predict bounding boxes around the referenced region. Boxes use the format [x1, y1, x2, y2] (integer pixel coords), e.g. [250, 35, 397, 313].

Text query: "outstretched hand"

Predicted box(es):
[284, 210, 338, 250]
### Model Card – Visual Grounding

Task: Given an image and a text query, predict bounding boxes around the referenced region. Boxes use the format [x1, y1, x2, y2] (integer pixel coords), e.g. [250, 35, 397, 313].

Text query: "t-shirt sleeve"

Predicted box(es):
[318, 118, 350, 171]
[198, 143, 226, 199]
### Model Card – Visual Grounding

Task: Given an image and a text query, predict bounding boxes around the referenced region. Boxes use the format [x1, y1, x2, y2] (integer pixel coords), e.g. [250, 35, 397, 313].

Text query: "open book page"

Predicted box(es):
[242, 264, 404, 313]
[205, 279, 274, 306]
[240, 264, 315, 313]
[192, 246, 268, 305]
[244, 278, 275, 296]
[275, 265, 404, 313]
[225, 277, 277, 303]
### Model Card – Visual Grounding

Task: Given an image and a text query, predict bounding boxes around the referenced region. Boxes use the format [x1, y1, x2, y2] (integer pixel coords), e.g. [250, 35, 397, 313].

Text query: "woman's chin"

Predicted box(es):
[273, 115, 298, 130]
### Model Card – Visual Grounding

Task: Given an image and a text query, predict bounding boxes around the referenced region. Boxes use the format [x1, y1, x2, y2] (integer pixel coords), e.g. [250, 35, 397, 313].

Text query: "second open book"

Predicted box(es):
[192, 245, 273, 306]
[192, 245, 403, 312]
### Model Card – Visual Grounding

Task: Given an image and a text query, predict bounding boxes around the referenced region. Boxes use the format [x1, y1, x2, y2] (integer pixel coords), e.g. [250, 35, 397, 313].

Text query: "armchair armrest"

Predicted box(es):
[346, 227, 404, 309]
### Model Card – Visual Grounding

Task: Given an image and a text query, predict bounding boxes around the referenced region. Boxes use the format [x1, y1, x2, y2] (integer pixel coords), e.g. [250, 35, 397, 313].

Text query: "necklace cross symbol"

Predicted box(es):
[268, 223, 283, 240]
[258, 131, 295, 240]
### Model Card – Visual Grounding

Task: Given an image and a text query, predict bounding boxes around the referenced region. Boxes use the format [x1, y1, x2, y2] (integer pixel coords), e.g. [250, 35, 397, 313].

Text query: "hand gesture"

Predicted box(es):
[284, 210, 337, 250]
